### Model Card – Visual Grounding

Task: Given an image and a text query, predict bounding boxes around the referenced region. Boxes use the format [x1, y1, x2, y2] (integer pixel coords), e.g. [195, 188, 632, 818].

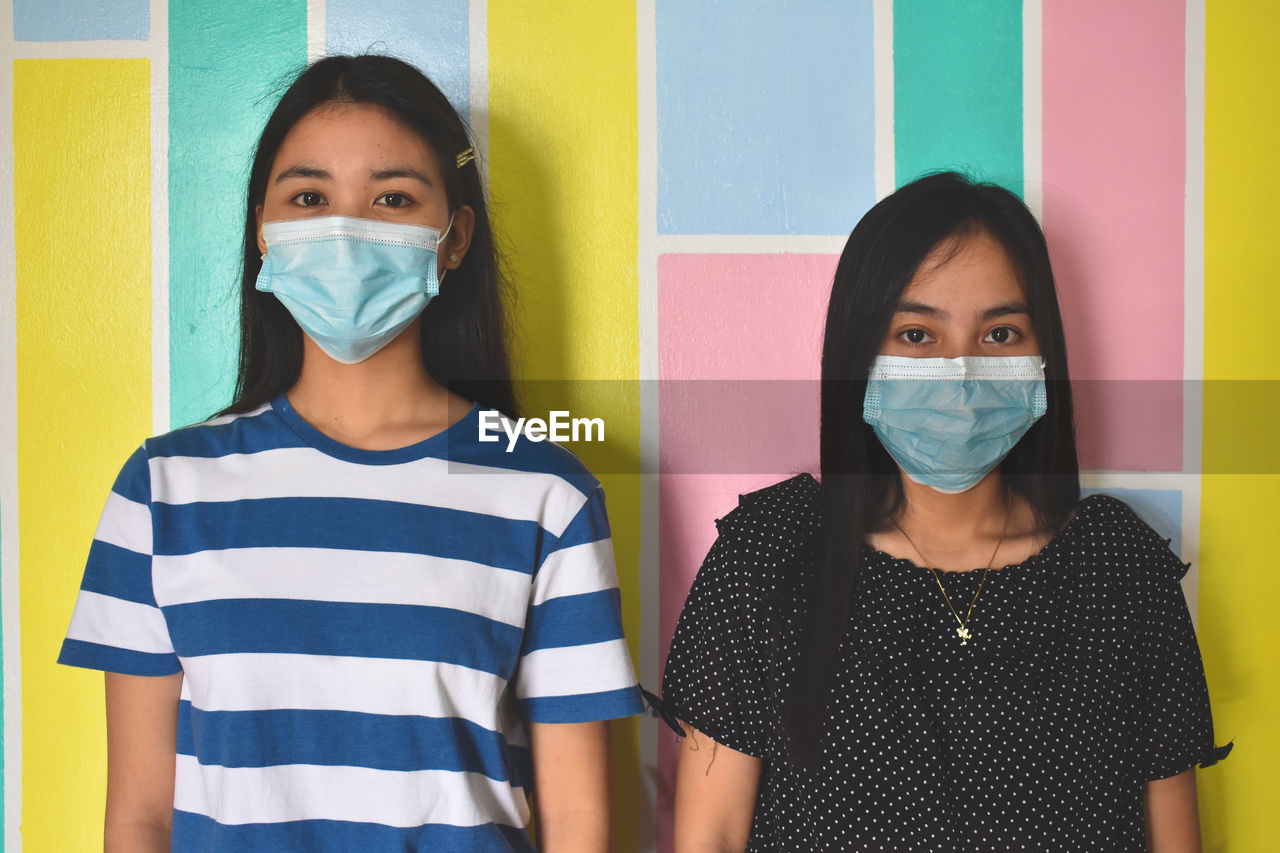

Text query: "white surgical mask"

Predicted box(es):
[255, 214, 453, 364]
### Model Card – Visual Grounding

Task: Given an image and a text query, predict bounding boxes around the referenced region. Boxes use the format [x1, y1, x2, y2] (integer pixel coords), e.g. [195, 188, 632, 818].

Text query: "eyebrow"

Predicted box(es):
[979, 302, 1031, 321]
[273, 165, 433, 185]
[893, 300, 946, 319]
[274, 165, 331, 184]
[891, 300, 1031, 321]
[370, 167, 433, 185]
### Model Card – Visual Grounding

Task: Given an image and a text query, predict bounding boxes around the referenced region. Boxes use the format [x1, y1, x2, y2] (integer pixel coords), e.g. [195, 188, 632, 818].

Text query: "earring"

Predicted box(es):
[449, 252, 459, 263]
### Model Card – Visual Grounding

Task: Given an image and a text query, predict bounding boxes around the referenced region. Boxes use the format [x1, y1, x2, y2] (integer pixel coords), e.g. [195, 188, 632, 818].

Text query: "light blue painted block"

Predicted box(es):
[657, 0, 876, 235]
[327, 0, 471, 119]
[14, 0, 148, 41]
[1083, 487, 1184, 558]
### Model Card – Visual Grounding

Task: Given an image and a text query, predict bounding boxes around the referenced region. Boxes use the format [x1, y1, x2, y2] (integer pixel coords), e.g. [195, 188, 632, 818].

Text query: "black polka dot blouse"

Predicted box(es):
[662, 474, 1229, 852]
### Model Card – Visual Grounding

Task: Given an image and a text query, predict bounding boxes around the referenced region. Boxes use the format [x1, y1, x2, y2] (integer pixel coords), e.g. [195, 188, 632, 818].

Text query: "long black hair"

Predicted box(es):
[787, 172, 1080, 766]
[222, 54, 516, 417]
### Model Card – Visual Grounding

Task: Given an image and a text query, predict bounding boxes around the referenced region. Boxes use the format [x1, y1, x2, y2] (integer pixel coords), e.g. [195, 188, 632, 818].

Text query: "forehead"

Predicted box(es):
[900, 230, 1026, 306]
[271, 102, 442, 174]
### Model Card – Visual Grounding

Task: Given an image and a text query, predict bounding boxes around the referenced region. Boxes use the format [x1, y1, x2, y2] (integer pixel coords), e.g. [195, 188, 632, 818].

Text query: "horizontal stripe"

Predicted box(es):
[174, 753, 530, 828]
[150, 446, 589, 537]
[524, 589, 625, 652]
[151, 497, 542, 572]
[153, 547, 531, 625]
[180, 654, 520, 737]
[443, 419, 601, 493]
[520, 685, 644, 725]
[177, 701, 532, 782]
[81, 540, 155, 605]
[172, 810, 534, 853]
[516, 639, 638, 699]
[58, 638, 180, 676]
[93, 490, 151, 555]
[542, 486, 611, 557]
[66, 590, 173, 654]
[148, 408, 307, 459]
[524, 537, 614, 604]
[166, 599, 522, 674]
[531, 538, 617, 606]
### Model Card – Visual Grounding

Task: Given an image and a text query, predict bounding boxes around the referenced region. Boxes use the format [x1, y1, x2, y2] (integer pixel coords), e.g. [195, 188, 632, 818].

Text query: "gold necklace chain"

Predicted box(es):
[895, 509, 1008, 647]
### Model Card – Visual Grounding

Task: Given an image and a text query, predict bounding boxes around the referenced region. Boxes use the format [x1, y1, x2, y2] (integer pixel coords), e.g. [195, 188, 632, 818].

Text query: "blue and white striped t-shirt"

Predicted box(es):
[59, 396, 643, 852]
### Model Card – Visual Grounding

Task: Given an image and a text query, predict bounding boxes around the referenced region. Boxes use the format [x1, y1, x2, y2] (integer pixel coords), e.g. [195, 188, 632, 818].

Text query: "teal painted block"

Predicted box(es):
[169, 1, 308, 427]
[894, 0, 1024, 194]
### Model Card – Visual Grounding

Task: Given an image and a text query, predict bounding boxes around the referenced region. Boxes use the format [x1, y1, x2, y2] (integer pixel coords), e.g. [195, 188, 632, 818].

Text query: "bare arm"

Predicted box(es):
[528, 720, 611, 852]
[104, 671, 182, 853]
[672, 726, 761, 853]
[1144, 769, 1201, 853]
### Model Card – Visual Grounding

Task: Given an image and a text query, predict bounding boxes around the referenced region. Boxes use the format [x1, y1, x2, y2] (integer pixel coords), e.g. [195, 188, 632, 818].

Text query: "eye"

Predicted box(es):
[290, 191, 325, 208]
[983, 326, 1021, 345]
[376, 192, 413, 209]
[898, 327, 934, 346]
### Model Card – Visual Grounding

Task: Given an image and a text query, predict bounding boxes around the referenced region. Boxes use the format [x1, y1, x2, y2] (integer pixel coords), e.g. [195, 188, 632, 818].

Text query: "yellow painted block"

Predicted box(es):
[1201, 2, 1280, 848]
[1197, 477, 1280, 849]
[14, 59, 152, 851]
[488, 3, 642, 847]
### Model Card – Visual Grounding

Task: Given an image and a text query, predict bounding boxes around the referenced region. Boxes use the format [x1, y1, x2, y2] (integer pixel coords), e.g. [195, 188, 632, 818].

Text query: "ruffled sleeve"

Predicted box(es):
[1116, 501, 1232, 779]
[662, 505, 777, 758]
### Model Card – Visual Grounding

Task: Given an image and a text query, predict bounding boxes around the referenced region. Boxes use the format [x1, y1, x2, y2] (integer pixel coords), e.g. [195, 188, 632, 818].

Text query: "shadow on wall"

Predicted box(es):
[484, 108, 647, 851]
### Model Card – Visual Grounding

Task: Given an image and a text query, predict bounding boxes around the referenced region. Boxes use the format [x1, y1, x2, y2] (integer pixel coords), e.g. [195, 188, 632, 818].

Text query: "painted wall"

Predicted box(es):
[1, 1, 1275, 850]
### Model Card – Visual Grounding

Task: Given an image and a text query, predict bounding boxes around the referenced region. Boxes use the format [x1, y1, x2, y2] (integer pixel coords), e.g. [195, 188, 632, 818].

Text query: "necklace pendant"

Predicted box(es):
[957, 625, 971, 645]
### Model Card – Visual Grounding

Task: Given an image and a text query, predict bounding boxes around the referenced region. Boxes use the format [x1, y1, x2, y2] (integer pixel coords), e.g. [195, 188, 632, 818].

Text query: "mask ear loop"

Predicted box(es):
[436, 212, 458, 285]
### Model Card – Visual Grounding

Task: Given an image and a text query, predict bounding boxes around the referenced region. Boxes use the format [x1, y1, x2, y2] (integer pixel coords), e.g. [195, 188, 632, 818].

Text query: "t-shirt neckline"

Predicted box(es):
[271, 394, 480, 465]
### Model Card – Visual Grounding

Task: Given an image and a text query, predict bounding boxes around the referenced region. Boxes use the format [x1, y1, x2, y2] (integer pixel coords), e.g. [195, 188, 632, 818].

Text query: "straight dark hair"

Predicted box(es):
[222, 54, 516, 417]
[787, 172, 1080, 766]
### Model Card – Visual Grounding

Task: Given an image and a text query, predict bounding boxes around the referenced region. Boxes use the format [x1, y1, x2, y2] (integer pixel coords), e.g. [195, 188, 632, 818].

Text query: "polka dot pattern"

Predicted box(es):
[662, 474, 1227, 851]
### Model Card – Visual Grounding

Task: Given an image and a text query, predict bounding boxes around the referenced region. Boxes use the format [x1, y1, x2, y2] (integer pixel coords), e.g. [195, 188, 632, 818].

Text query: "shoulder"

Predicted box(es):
[143, 402, 286, 460]
[699, 473, 822, 584]
[99, 406, 281, 497]
[463, 407, 602, 499]
[717, 472, 821, 532]
[1062, 494, 1189, 583]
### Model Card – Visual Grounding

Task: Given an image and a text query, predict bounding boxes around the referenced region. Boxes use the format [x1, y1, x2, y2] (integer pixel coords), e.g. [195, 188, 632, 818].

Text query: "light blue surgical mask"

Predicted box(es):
[862, 355, 1048, 494]
[255, 214, 453, 364]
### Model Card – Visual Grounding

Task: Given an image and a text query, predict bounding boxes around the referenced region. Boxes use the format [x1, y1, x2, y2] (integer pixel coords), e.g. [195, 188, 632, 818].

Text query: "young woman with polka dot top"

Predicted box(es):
[661, 172, 1229, 852]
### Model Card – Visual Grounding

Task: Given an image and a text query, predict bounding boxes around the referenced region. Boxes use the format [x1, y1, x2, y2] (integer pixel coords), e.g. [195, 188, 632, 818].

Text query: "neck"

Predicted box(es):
[287, 322, 464, 449]
[895, 472, 1010, 564]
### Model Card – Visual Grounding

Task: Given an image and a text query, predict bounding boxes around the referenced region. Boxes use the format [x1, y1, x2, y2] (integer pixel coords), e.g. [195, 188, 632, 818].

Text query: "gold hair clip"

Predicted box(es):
[456, 147, 476, 168]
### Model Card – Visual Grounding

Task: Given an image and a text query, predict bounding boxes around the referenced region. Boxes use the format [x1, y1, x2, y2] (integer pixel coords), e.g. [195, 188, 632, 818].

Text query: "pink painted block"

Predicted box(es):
[1042, 0, 1186, 470]
[656, 253, 833, 850]
[657, 253, 834, 381]
[655, 473, 800, 853]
